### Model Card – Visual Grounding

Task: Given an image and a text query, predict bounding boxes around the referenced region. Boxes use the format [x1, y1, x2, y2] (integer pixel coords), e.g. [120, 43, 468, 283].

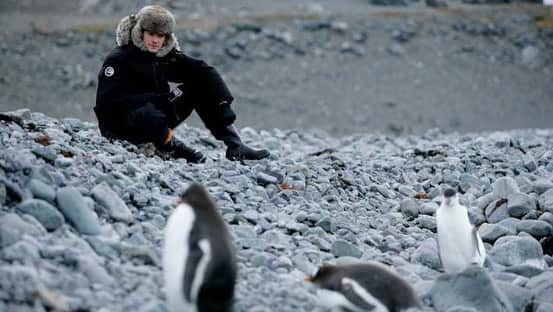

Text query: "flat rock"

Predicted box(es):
[91, 183, 133, 223]
[428, 266, 513, 312]
[16, 199, 65, 231]
[516, 220, 552, 238]
[56, 186, 101, 235]
[479, 223, 512, 243]
[488, 235, 545, 268]
[0, 213, 45, 248]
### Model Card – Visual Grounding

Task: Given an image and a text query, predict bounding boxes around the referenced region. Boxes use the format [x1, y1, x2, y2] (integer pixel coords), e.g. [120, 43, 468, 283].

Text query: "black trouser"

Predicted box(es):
[115, 88, 237, 146]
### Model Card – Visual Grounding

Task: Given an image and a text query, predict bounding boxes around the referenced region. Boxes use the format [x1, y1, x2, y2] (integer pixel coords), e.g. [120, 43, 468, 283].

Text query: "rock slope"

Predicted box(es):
[1, 109, 553, 311]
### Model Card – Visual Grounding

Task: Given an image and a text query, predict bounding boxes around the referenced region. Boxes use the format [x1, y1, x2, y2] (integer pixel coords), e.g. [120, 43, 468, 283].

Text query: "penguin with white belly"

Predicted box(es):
[163, 183, 236, 312]
[436, 187, 486, 274]
[306, 262, 421, 312]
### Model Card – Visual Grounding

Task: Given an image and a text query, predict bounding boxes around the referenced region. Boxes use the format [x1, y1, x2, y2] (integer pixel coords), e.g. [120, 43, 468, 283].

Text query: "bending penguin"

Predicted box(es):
[436, 187, 486, 273]
[306, 262, 421, 312]
[163, 183, 236, 312]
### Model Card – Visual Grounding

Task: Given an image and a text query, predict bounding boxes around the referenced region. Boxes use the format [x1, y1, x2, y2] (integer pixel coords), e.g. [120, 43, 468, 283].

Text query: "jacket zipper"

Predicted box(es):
[152, 61, 158, 89]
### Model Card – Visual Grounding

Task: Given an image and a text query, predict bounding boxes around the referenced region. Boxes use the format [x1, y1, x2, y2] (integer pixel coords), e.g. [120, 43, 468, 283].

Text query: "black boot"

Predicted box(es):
[157, 136, 206, 163]
[215, 125, 270, 161]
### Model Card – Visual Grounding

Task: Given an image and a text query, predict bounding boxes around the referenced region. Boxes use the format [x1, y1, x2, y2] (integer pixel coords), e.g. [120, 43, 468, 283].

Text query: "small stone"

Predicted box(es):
[538, 189, 553, 214]
[56, 186, 101, 235]
[0, 265, 38, 302]
[400, 199, 419, 218]
[494, 281, 534, 312]
[479, 223, 511, 243]
[416, 215, 436, 231]
[485, 199, 509, 224]
[504, 263, 544, 278]
[256, 172, 278, 186]
[86, 237, 119, 259]
[54, 156, 74, 168]
[91, 183, 133, 223]
[497, 218, 519, 235]
[507, 193, 536, 218]
[411, 238, 441, 271]
[526, 271, 553, 306]
[331, 240, 362, 258]
[316, 216, 336, 233]
[0, 213, 45, 248]
[28, 178, 56, 202]
[492, 177, 520, 199]
[1, 239, 40, 264]
[0, 182, 6, 205]
[533, 179, 553, 195]
[420, 202, 439, 215]
[521, 46, 541, 69]
[16, 199, 65, 231]
[538, 212, 553, 227]
[516, 220, 552, 238]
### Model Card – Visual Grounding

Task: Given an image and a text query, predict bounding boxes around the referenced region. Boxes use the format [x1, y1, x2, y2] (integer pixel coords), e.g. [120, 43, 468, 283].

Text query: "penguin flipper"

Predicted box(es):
[183, 238, 212, 303]
[471, 227, 486, 265]
[436, 238, 444, 267]
[340, 277, 387, 312]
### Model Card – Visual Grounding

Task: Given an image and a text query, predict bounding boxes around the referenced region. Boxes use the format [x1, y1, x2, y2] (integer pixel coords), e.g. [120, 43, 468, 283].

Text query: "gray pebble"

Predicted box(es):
[516, 220, 552, 238]
[507, 193, 536, 218]
[16, 199, 65, 231]
[331, 239, 362, 258]
[56, 186, 101, 235]
[429, 267, 512, 312]
[479, 223, 511, 243]
[488, 235, 545, 268]
[91, 183, 133, 223]
[0, 213, 45, 248]
[28, 178, 56, 203]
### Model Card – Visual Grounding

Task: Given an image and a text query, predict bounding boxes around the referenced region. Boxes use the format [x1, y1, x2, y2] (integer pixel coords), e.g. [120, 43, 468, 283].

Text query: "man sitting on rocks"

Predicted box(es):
[94, 5, 270, 163]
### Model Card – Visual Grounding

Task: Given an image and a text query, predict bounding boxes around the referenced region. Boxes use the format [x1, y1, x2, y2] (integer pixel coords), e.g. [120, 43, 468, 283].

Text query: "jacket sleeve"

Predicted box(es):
[169, 51, 234, 104]
[96, 53, 166, 114]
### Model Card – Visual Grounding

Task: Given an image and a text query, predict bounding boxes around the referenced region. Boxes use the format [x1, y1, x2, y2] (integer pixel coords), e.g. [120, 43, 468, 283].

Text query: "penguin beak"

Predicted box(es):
[304, 276, 312, 282]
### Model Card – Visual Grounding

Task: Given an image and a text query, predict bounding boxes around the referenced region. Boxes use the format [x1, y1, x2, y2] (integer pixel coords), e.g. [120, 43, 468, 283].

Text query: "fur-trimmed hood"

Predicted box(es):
[115, 5, 180, 58]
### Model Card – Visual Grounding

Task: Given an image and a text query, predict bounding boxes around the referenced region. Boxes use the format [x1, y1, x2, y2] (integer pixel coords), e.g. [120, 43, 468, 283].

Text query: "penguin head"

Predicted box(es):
[179, 183, 217, 213]
[443, 188, 456, 198]
[442, 187, 458, 207]
[306, 264, 341, 288]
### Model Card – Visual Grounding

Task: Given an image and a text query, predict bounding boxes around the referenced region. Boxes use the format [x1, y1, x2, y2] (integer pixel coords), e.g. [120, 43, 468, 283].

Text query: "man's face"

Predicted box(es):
[143, 31, 166, 53]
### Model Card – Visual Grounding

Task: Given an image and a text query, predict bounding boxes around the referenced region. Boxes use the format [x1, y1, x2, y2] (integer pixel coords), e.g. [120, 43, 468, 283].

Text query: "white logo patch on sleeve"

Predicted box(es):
[104, 66, 115, 77]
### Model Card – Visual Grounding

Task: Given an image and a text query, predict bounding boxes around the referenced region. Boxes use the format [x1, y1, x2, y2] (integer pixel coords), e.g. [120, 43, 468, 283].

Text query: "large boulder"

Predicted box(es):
[428, 266, 512, 312]
[488, 235, 545, 269]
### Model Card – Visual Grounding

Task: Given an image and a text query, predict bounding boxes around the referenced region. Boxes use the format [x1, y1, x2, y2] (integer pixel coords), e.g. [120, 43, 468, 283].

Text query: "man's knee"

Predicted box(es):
[127, 103, 169, 144]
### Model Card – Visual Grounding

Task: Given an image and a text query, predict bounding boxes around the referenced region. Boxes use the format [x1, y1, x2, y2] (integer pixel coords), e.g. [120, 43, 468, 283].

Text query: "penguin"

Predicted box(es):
[163, 183, 236, 312]
[436, 187, 486, 274]
[305, 262, 421, 312]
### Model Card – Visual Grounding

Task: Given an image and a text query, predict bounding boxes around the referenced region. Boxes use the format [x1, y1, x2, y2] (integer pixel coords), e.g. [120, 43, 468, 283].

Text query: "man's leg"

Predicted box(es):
[181, 93, 270, 161]
[126, 103, 205, 163]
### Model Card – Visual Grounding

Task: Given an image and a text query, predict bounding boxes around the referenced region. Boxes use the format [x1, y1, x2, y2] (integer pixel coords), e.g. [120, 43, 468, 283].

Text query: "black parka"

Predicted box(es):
[94, 44, 234, 135]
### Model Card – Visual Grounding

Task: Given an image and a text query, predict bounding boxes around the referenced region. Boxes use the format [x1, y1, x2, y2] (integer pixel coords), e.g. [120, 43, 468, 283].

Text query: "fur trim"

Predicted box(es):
[115, 5, 180, 58]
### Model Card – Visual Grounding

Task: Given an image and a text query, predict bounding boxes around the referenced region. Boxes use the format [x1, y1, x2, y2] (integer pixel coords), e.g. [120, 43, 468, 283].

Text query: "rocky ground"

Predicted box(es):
[0, 1, 552, 137]
[1, 1, 553, 312]
[1, 109, 553, 311]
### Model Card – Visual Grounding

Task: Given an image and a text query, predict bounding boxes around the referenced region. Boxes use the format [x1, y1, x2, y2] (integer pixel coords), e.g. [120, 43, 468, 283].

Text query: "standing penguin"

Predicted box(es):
[436, 188, 486, 274]
[306, 262, 421, 312]
[163, 183, 236, 312]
